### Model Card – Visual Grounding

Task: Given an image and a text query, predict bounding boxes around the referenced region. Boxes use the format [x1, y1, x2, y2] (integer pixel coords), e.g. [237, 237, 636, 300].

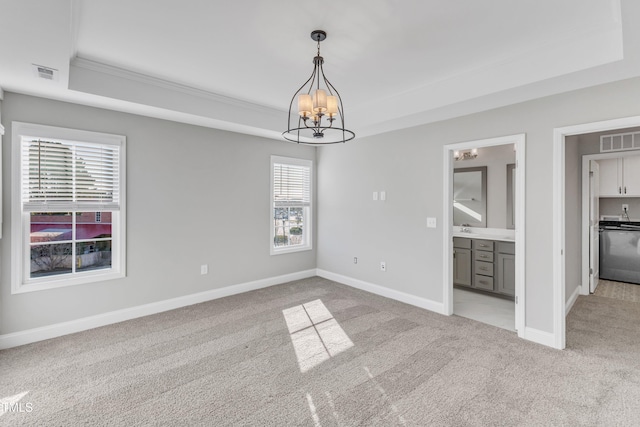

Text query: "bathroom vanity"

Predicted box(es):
[453, 236, 515, 298]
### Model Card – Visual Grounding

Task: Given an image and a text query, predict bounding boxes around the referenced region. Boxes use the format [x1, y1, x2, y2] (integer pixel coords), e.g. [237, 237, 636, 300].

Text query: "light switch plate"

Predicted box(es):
[373, 191, 378, 201]
[427, 217, 437, 228]
[380, 191, 386, 201]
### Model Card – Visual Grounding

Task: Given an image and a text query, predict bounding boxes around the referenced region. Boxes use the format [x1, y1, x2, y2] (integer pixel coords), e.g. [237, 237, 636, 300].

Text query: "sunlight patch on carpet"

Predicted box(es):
[283, 299, 354, 373]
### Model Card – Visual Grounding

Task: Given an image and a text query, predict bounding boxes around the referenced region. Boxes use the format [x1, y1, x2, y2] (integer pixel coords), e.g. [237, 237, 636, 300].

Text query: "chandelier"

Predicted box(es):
[283, 30, 355, 145]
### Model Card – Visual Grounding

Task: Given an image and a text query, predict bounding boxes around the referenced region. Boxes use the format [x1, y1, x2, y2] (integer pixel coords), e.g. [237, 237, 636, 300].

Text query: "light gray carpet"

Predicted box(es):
[1, 276, 640, 426]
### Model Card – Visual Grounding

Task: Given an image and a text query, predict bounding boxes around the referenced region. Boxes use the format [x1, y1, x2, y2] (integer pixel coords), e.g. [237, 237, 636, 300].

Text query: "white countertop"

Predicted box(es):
[452, 228, 515, 242]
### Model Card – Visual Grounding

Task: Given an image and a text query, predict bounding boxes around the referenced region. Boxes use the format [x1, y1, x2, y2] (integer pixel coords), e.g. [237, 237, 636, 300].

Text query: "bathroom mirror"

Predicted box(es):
[453, 166, 487, 228]
[506, 163, 515, 229]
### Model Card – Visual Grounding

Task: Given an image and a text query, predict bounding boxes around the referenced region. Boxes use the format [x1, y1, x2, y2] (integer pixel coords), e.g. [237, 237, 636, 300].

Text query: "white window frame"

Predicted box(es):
[11, 122, 127, 294]
[270, 155, 313, 255]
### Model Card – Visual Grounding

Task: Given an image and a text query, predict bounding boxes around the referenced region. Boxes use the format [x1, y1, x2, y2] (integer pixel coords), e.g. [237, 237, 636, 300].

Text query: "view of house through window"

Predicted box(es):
[30, 212, 113, 278]
[12, 122, 126, 293]
[271, 156, 312, 254]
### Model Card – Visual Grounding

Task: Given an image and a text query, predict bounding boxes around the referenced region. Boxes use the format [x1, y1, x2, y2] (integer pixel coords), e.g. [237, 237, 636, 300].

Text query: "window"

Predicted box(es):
[12, 122, 126, 293]
[270, 156, 312, 255]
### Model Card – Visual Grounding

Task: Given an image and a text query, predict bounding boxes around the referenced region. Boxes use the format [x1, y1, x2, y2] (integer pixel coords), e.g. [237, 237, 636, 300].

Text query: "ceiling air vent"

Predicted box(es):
[32, 64, 59, 81]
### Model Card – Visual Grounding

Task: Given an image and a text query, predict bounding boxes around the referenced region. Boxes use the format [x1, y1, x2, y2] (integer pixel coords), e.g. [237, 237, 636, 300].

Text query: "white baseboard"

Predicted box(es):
[523, 326, 557, 348]
[565, 285, 581, 315]
[318, 270, 565, 349]
[316, 269, 446, 315]
[0, 269, 316, 350]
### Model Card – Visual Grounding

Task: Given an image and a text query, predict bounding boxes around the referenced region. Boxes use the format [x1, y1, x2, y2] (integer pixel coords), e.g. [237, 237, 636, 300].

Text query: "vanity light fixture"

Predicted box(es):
[283, 30, 355, 145]
[454, 148, 478, 161]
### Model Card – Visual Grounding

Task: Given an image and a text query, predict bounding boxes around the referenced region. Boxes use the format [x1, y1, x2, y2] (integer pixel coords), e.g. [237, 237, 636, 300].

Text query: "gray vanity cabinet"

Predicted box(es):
[453, 237, 472, 287]
[453, 237, 515, 298]
[473, 239, 494, 291]
[496, 242, 516, 297]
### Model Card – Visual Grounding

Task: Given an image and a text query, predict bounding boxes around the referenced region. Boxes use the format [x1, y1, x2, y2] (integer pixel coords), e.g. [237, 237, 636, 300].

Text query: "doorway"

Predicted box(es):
[581, 147, 640, 296]
[553, 115, 640, 349]
[442, 134, 526, 337]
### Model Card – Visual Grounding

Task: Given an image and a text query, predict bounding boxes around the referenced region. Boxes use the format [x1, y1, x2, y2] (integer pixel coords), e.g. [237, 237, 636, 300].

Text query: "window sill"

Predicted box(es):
[12, 270, 125, 294]
[270, 245, 312, 256]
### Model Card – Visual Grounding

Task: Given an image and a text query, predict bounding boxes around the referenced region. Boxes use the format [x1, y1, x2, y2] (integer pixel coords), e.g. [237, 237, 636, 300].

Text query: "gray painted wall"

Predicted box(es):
[4, 76, 640, 338]
[600, 198, 640, 219]
[454, 144, 515, 229]
[317, 76, 640, 334]
[1, 93, 316, 334]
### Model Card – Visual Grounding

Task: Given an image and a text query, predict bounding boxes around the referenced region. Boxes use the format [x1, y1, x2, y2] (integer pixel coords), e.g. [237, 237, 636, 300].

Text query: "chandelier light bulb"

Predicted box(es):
[313, 89, 327, 113]
[326, 95, 338, 118]
[298, 94, 312, 117]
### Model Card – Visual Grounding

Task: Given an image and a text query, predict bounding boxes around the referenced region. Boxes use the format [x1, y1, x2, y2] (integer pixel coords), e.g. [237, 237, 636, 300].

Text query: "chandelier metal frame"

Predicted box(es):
[283, 30, 355, 145]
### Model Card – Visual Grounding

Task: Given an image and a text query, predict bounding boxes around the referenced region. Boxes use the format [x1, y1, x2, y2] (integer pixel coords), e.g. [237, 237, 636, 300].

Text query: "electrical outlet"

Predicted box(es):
[200, 264, 208, 275]
[622, 204, 629, 212]
[427, 217, 437, 228]
[354, 257, 358, 264]
[380, 261, 386, 272]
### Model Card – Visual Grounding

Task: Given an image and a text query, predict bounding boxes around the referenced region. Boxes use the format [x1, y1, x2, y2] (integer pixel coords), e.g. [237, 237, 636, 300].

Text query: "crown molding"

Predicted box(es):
[71, 57, 285, 115]
[68, 57, 294, 140]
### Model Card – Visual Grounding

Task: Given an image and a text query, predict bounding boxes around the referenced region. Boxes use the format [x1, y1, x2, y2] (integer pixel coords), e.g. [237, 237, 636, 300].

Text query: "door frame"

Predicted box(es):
[442, 133, 526, 337]
[553, 115, 640, 350]
[581, 152, 630, 295]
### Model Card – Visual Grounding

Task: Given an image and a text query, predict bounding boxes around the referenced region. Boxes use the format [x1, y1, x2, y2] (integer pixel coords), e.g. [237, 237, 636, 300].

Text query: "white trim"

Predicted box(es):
[0, 269, 317, 349]
[316, 269, 446, 315]
[514, 135, 526, 335]
[270, 155, 313, 256]
[442, 146, 454, 315]
[581, 155, 591, 296]
[522, 327, 557, 348]
[553, 115, 640, 350]
[11, 122, 127, 294]
[443, 134, 526, 339]
[552, 128, 566, 349]
[580, 151, 640, 296]
[72, 57, 284, 115]
[565, 284, 581, 315]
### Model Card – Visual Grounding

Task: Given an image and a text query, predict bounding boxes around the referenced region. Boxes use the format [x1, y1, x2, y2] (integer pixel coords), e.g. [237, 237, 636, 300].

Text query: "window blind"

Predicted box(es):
[273, 162, 311, 208]
[21, 139, 120, 212]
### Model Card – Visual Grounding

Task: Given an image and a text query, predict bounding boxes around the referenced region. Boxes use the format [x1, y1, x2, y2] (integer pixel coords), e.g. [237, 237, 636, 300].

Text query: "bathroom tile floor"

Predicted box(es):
[453, 287, 516, 332]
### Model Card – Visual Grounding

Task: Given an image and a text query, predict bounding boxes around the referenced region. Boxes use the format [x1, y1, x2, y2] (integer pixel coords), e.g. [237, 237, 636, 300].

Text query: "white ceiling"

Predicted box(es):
[1, 0, 639, 141]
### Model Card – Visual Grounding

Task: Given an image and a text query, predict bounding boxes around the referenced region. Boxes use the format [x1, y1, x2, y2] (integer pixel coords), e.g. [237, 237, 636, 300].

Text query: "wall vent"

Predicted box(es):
[600, 131, 640, 153]
[31, 64, 59, 81]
